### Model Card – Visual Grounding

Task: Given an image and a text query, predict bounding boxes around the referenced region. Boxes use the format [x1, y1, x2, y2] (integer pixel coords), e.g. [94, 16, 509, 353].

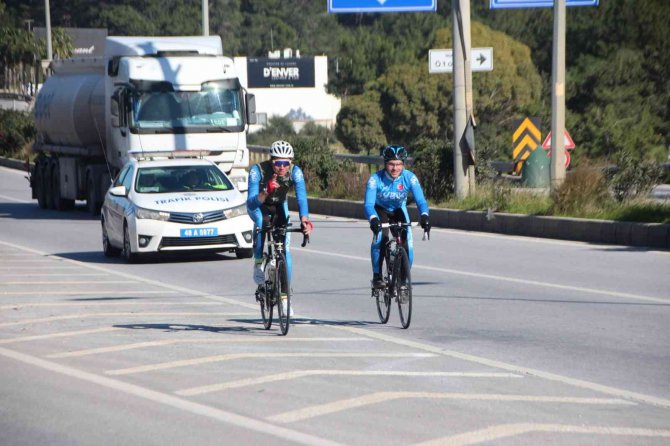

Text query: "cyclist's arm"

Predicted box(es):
[407, 171, 429, 216]
[364, 174, 379, 220]
[246, 164, 263, 211]
[291, 165, 309, 219]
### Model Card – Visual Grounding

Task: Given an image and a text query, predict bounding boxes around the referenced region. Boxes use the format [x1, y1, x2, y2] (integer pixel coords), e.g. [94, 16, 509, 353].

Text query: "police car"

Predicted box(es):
[101, 155, 254, 263]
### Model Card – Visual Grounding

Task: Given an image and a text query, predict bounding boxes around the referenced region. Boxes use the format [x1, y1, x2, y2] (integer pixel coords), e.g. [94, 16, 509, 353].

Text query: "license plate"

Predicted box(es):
[180, 227, 218, 238]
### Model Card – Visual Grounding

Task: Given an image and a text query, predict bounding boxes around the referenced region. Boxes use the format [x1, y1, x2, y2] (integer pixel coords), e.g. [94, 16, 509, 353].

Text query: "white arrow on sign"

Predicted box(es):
[429, 48, 493, 73]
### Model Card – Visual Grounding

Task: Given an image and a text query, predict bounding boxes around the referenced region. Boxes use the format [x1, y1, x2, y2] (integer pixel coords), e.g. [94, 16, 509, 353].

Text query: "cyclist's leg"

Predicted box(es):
[248, 207, 265, 262]
[278, 201, 292, 281]
[371, 205, 390, 276]
[392, 207, 413, 267]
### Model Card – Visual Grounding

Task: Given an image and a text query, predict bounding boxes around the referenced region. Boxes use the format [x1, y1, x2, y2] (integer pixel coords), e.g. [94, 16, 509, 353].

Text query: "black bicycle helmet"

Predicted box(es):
[381, 144, 408, 162]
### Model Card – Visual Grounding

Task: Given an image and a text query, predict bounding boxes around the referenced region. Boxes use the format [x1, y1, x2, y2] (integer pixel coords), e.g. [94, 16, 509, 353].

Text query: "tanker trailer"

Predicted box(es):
[30, 36, 256, 214]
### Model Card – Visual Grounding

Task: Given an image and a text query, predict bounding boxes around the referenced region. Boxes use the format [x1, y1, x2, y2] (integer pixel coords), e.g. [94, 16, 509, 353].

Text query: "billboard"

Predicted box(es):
[247, 57, 315, 88]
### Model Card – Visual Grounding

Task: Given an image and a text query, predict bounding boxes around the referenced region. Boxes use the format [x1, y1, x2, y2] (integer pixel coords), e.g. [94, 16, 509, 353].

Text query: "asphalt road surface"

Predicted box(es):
[1, 166, 669, 445]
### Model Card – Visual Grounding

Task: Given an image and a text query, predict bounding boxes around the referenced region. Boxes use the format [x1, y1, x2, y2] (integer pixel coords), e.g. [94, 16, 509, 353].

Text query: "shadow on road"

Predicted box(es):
[0, 201, 99, 221]
[54, 250, 237, 265]
[113, 322, 264, 334]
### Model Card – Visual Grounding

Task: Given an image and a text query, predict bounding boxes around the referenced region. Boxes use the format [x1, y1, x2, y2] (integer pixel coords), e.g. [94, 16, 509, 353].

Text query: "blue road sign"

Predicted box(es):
[490, 0, 598, 8]
[329, 0, 436, 14]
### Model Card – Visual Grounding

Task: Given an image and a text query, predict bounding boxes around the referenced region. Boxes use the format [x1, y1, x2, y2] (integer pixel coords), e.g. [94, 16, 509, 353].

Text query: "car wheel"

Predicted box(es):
[101, 217, 121, 257]
[123, 223, 140, 264]
[235, 248, 253, 259]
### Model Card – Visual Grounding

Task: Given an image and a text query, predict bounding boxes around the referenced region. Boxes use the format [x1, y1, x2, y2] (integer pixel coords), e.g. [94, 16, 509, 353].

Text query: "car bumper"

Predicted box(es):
[127, 215, 254, 253]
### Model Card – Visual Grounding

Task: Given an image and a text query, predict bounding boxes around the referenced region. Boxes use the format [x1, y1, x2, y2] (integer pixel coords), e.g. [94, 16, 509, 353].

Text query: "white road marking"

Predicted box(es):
[0, 259, 66, 263]
[0, 327, 122, 345]
[416, 423, 670, 446]
[0, 266, 81, 270]
[0, 301, 222, 310]
[0, 193, 30, 203]
[0, 290, 177, 296]
[0, 345, 343, 446]
[0, 273, 108, 277]
[1, 240, 667, 410]
[0, 312, 253, 328]
[335, 326, 670, 409]
[107, 353, 436, 376]
[176, 371, 523, 396]
[47, 337, 371, 359]
[300, 248, 670, 304]
[1, 280, 137, 285]
[268, 392, 635, 423]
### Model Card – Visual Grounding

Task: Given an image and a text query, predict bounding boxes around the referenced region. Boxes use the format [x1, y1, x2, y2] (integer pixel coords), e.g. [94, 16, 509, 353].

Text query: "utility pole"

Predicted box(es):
[202, 0, 209, 36]
[550, 0, 567, 190]
[452, 0, 473, 198]
[44, 0, 52, 61]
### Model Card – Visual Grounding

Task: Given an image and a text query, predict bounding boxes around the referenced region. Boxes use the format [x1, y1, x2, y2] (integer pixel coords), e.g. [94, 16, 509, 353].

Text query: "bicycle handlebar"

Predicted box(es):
[255, 225, 310, 247]
[373, 221, 430, 242]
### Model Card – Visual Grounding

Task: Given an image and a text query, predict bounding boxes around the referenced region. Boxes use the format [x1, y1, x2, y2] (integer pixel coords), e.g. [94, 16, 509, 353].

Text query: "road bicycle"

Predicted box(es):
[371, 222, 428, 329]
[254, 222, 309, 335]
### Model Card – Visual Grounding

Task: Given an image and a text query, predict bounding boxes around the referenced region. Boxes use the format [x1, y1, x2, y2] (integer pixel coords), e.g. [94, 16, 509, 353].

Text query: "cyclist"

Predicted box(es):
[364, 144, 431, 291]
[247, 140, 313, 311]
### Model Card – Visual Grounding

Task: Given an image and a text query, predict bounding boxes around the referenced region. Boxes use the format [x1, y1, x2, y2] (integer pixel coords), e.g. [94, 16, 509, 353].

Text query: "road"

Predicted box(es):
[1, 165, 669, 445]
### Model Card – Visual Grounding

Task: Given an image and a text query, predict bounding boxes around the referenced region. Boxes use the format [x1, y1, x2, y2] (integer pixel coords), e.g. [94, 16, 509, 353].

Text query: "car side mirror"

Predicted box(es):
[246, 93, 257, 125]
[109, 185, 127, 197]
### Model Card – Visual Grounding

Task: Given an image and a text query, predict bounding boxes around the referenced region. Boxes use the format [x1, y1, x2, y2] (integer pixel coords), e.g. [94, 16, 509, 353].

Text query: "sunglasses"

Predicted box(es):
[273, 160, 291, 167]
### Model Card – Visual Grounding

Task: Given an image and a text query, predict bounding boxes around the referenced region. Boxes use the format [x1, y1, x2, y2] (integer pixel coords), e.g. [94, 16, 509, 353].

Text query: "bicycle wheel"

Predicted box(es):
[275, 253, 291, 335]
[375, 252, 392, 324]
[260, 258, 273, 329]
[395, 248, 412, 329]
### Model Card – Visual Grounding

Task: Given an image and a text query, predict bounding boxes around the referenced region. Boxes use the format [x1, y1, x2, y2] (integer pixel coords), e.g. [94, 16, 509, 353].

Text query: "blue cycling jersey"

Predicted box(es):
[364, 169, 429, 220]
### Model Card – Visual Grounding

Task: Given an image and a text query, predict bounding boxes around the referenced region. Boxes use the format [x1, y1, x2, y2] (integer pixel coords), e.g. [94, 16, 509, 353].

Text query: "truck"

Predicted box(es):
[30, 36, 256, 213]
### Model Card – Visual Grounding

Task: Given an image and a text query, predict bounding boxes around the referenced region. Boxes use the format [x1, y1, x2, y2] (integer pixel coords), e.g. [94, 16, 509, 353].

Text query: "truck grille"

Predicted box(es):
[160, 234, 238, 248]
[168, 210, 225, 224]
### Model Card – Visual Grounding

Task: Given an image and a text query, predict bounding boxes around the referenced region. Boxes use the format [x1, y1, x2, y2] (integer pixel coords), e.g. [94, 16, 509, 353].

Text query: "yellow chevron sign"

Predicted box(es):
[512, 117, 541, 163]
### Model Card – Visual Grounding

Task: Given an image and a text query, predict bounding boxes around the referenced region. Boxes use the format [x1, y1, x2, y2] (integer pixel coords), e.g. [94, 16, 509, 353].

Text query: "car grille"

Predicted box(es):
[160, 234, 238, 248]
[168, 210, 225, 224]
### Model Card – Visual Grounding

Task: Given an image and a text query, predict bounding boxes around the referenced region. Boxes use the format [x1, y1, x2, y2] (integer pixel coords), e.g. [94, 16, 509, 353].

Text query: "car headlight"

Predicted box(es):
[134, 206, 170, 221]
[224, 204, 247, 219]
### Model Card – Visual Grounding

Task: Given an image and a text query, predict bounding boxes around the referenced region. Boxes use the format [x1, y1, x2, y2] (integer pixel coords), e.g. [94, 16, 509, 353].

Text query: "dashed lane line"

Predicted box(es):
[1, 280, 138, 285]
[0, 301, 224, 310]
[415, 423, 670, 446]
[335, 326, 670, 410]
[106, 353, 436, 376]
[267, 392, 636, 424]
[299, 248, 670, 304]
[0, 290, 178, 296]
[0, 346, 343, 446]
[0, 312, 254, 328]
[0, 327, 123, 345]
[176, 371, 523, 396]
[47, 337, 371, 358]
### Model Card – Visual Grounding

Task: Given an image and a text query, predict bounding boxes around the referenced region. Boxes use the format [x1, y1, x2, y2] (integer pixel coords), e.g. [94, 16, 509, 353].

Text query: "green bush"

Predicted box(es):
[551, 164, 610, 215]
[409, 137, 453, 202]
[0, 110, 34, 158]
[292, 136, 342, 193]
[606, 150, 664, 202]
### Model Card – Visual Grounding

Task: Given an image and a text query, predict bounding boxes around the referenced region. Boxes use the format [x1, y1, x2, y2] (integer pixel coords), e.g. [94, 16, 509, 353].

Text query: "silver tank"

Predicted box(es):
[34, 65, 105, 150]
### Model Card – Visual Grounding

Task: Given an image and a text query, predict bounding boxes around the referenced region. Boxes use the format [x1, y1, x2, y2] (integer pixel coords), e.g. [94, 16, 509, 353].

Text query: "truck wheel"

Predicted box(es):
[101, 217, 121, 257]
[51, 164, 73, 210]
[86, 176, 101, 215]
[123, 223, 140, 264]
[35, 161, 48, 209]
[44, 164, 55, 210]
[235, 248, 253, 259]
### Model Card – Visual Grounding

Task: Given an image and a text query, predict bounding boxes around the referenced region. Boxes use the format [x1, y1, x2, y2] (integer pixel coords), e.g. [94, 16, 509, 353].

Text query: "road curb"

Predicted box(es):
[289, 196, 669, 249]
[0, 156, 30, 171]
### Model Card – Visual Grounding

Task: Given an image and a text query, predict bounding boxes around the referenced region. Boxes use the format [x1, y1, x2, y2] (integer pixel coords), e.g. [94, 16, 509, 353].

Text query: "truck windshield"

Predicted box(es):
[130, 81, 245, 133]
[135, 164, 234, 194]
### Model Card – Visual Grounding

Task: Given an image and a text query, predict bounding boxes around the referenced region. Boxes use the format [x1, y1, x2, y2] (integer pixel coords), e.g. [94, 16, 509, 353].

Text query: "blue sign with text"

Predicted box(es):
[329, 0, 436, 14]
[491, 0, 598, 8]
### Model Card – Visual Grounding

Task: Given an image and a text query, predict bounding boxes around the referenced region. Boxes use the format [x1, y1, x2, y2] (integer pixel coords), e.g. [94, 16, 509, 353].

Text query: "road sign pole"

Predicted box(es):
[463, 0, 476, 194]
[453, 0, 470, 198]
[202, 0, 209, 36]
[550, 0, 567, 190]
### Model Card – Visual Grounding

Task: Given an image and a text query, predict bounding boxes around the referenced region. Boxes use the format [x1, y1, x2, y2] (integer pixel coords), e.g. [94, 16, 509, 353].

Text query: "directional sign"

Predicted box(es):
[429, 48, 493, 73]
[329, 0, 436, 13]
[490, 0, 598, 8]
[542, 130, 575, 150]
[512, 117, 541, 164]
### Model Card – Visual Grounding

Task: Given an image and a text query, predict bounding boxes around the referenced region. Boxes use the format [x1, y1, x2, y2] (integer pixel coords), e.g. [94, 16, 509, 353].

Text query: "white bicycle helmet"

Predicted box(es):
[270, 140, 294, 159]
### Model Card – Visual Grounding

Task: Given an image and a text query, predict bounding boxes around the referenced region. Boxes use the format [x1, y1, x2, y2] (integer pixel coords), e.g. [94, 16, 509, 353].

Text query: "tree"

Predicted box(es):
[335, 91, 386, 154]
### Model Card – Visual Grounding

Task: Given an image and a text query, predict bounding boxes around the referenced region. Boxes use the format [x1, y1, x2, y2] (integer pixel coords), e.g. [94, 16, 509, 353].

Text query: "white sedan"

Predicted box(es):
[101, 157, 254, 263]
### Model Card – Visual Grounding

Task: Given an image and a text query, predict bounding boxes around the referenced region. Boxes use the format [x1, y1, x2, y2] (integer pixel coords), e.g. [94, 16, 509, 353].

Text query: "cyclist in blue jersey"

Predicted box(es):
[365, 144, 431, 289]
[247, 141, 313, 300]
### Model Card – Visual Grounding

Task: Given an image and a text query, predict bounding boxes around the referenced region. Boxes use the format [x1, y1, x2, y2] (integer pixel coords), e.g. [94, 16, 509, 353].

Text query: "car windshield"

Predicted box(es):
[130, 80, 244, 133]
[135, 165, 234, 194]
